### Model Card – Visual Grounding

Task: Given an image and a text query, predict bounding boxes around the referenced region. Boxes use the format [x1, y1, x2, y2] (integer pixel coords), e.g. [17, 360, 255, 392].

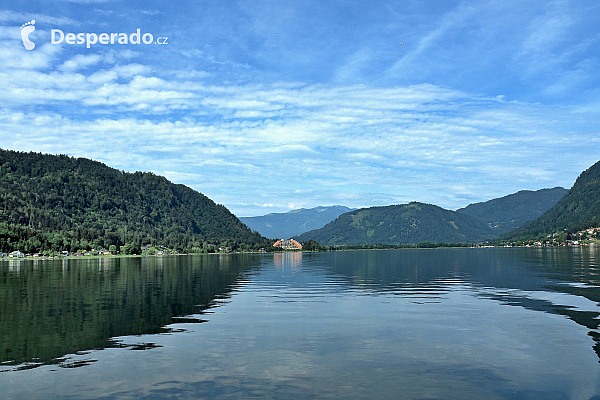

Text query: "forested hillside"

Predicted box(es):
[456, 187, 568, 234]
[504, 160, 600, 241]
[0, 149, 271, 253]
[296, 202, 496, 245]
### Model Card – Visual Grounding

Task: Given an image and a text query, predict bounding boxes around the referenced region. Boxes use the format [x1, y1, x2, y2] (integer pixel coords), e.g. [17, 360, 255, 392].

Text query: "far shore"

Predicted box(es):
[0, 252, 264, 262]
[2, 241, 599, 263]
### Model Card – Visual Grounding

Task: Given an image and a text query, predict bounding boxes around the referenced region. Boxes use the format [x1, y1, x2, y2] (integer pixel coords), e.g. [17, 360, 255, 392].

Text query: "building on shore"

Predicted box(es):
[273, 239, 303, 250]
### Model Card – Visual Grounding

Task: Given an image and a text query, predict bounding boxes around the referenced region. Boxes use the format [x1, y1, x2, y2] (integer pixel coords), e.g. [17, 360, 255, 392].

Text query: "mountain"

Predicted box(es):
[240, 205, 352, 239]
[295, 202, 496, 245]
[504, 160, 600, 240]
[0, 149, 270, 253]
[456, 187, 568, 234]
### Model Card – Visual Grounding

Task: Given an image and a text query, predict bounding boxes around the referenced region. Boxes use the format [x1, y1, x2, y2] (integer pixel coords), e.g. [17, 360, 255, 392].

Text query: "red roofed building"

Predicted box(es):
[273, 239, 303, 250]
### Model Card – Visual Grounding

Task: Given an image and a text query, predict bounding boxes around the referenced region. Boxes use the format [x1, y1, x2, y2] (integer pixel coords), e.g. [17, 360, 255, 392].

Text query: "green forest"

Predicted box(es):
[296, 202, 497, 246]
[503, 160, 600, 241]
[456, 187, 568, 234]
[2, 148, 598, 252]
[0, 149, 273, 254]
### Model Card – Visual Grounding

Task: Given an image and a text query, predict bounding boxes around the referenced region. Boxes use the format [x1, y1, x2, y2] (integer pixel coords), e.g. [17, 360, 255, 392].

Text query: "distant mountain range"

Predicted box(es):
[295, 187, 570, 246]
[239, 206, 352, 239]
[0, 149, 270, 254]
[296, 202, 497, 245]
[242, 186, 569, 243]
[2, 148, 597, 251]
[456, 187, 568, 234]
[504, 160, 600, 241]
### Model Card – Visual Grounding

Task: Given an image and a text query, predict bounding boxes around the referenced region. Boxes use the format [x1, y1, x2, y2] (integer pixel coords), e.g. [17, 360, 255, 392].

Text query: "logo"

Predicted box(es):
[20, 20, 35, 50]
[19, 20, 168, 50]
[51, 29, 168, 48]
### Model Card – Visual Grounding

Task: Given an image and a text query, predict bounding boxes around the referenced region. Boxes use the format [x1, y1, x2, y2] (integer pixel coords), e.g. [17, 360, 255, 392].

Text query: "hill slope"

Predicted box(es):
[456, 187, 568, 234]
[504, 160, 600, 240]
[296, 202, 496, 245]
[0, 149, 270, 253]
[240, 205, 352, 239]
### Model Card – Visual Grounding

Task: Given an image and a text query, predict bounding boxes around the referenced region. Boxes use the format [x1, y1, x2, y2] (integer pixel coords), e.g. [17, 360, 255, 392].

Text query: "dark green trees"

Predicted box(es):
[0, 149, 271, 253]
[503, 160, 600, 241]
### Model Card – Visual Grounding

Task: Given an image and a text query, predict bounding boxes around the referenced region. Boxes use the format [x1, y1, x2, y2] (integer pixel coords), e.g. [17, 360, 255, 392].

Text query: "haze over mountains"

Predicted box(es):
[456, 187, 569, 234]
[243, 188, 570, 242]
[1, 148, 598, 252]
[504, 160, 600, 241]
[295, 187, 571, 246]
[295, 202, 497, 245]
[239, 206, 352, 239]
[295, 159, 600, 246]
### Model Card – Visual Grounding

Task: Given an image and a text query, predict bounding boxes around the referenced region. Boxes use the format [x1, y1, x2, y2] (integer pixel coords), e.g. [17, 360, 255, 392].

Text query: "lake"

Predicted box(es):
[1, 247, 600, 399]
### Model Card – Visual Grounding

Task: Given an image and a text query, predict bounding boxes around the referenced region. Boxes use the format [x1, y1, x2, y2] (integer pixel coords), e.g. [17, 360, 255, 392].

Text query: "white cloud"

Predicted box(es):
[0, 24, 598, 216]
[0, 78, 596, 216]
[113, 63, 152, 77]
[59, 54, 103, 71]
[87, 69, 118, 84]
[387, 3, 478, 78]
[165, 70, 211, 80]
[139, 10, 162, 16]
[0, 10, 79, 26]
[518, 2, 573, 60]
[58, 0, 113, 4]
[0, 41, 64, 70]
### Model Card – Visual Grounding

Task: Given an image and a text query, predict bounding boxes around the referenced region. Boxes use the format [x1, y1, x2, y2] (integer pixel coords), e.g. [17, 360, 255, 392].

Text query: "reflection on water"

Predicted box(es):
[273, 251, 304, 272]
[0, 254, 262, 368]
[1, 247, 600, 399]
[310, 248, 600, 361]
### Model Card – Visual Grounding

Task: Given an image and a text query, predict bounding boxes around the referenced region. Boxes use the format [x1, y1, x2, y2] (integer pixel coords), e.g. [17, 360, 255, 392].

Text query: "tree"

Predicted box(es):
[301, 240, 327, 251]
[0, 149, 274, 253]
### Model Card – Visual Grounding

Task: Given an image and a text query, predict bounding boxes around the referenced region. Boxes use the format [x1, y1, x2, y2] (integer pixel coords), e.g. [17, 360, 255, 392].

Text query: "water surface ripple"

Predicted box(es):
[1, 247, 600, 399]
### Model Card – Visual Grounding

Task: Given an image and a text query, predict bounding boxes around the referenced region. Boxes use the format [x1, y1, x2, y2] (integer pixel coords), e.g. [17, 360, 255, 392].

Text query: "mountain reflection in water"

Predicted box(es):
[0, 254, 262, 368]
[1, 247, 600, 399]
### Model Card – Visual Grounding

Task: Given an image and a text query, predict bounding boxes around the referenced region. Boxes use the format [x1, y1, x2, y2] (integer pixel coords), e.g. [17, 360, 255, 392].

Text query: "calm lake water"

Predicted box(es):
[2, 247, 600, 399]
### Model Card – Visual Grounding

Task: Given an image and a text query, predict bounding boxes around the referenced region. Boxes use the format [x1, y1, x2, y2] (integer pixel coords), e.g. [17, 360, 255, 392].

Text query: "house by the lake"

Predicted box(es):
[273, 239, 303, 250]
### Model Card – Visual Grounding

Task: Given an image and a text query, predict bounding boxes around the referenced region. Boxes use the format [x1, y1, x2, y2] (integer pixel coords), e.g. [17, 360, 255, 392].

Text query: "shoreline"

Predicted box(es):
[2, 242, 598, 263]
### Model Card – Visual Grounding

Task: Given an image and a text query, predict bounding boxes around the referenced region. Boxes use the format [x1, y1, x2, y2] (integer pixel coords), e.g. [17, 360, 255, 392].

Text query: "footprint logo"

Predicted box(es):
[20, 20, 35, 50]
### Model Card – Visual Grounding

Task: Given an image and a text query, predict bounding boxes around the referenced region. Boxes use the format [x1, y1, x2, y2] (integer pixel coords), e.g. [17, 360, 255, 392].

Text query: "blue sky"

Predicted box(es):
[1, 0, 599, 216]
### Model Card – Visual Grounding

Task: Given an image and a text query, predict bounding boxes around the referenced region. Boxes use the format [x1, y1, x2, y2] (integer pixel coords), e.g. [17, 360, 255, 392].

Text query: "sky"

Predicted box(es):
[1, 0, 599, 217]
